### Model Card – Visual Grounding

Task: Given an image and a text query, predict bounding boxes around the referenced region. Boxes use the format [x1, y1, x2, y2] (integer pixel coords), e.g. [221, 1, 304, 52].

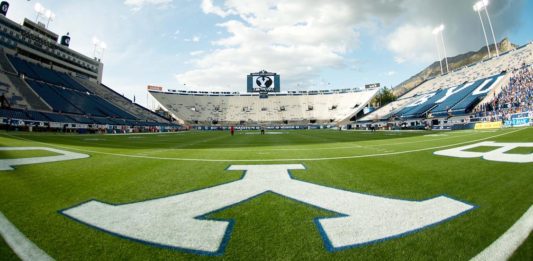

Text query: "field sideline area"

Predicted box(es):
[0, 128, 532, 260]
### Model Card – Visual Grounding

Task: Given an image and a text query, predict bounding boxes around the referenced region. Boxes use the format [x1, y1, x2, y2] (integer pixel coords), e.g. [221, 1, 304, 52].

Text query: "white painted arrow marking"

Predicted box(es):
[0, 147, 89, 171]
[61, 165, 474, 255]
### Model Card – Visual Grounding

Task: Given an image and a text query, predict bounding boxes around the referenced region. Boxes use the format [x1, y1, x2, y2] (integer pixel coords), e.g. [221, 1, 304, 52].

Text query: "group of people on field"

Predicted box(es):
[229, 126, 266, 136]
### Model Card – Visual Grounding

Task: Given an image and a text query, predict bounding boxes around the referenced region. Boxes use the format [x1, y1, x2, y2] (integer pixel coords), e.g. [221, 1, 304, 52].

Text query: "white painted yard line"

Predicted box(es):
[3, 128, 525, 162]
[471, 205, 533, 261]
[0, 212, 54, 261]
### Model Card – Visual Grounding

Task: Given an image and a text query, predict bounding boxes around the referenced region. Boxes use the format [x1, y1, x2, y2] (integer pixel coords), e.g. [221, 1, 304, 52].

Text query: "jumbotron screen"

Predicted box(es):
[247, 70, 280, 93]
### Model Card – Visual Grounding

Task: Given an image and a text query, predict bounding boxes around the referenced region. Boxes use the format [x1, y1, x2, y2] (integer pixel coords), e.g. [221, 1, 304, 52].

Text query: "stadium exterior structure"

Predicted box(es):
[0, 1, 530, 132]
[150, 42, 532, 129]
[0, 5, 179, 133]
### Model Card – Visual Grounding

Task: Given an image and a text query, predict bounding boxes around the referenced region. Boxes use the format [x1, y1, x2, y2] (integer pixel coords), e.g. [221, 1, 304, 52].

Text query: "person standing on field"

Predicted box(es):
[230, 126, 235, 136]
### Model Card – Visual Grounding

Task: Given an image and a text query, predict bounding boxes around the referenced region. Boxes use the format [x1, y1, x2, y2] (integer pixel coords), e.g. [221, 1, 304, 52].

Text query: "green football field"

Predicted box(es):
[0, 128, 531, 260]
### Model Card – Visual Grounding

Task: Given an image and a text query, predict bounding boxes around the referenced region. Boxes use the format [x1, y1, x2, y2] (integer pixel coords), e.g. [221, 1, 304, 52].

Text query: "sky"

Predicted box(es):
[5, 0, 533, 108]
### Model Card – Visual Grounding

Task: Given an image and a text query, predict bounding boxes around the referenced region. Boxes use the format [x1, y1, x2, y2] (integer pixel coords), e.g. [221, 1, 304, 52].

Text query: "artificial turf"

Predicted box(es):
[0, 149, 60, 159]
[0, 127, 531, 260]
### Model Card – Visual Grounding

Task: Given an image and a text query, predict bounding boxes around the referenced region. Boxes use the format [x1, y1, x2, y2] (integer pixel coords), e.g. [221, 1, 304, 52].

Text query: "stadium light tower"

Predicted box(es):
[92, 37, 99, 57]
[45, 9, 55, 28]
[100, 42, 107, 60]
[92, 37, 107, 60]
[433, 24, 449, 74]
[432, 26, 444, 75]
[34, 3, 45, 22]
[475, 0, 499, 56]
[473, 1, 492, 57]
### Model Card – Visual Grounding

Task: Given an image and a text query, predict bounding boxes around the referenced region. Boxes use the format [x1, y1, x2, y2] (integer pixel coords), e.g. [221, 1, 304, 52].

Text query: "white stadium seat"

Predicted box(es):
[151, 89, 378, 125]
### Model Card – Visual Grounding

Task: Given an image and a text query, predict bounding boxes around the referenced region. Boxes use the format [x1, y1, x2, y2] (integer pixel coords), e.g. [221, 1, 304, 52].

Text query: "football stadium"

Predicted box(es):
[0, 1, 532, 260]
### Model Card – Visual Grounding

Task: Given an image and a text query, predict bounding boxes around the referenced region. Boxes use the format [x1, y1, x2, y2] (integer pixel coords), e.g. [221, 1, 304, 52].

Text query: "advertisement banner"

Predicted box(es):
[504, 117, 530, 127]
[147, 85, 163, 91]
[474, 121, 503, 130]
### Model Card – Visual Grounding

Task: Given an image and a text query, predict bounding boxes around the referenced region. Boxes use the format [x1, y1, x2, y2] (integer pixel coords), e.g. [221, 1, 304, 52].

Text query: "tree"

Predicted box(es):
[371, 87, 397, 108]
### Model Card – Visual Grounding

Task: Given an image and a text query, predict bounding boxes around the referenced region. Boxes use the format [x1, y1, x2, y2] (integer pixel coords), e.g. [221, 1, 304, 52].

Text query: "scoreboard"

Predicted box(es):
[365, 83, 380, 89]
[247, 70, 280, 93]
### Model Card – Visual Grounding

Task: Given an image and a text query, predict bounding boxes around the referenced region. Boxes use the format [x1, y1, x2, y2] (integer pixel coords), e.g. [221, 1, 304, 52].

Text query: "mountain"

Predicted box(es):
[393, 38, 518, 97]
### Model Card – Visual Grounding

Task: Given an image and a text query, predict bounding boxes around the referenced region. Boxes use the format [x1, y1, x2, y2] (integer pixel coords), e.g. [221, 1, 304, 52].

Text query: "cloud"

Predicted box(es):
[387, 24, 435, 64]
[385, 0, 526, 64]
[124, 0, 173, 11]
[184, 36, 201, 42]
[178, 0, 406, 90]
[201, 0, 235, 17]
[189, 50, 205, 56]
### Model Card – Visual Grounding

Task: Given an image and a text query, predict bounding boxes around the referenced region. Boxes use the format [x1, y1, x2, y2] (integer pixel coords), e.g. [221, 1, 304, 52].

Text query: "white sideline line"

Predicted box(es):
[0, 212, 54, 261]
[1, 128, 526, 162]
[471, 205, 533, 261]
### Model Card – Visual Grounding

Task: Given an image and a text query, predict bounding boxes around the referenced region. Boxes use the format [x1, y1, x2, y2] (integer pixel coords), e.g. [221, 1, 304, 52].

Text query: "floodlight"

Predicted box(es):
[45, 9, 53, 19]
[34, 3, 44, 13]
[432, 24, 449, 74]
[432, 24, 444, 35]
[92, 37, 100, 45]
[473, 0, 497, 56]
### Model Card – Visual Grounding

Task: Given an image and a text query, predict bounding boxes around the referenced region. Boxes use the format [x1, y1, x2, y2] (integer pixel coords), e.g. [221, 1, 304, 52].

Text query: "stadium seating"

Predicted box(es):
[0, 49, 50, 110]
[1, 53, 174, 125]
[443, 74, 503, 116]
[26, 80, 83, 114]
[8, 55, 88, 92]
[360, 43, 533, 121]
[388, 74, 505, 119]
[396, 90, 447, 118]
[151, 89, 378, 124]
[0, 107, 30, 120]
[40, 112, 74, 123]
[429, 81, 485, 117]
[7, 57, 138, 119]
[25, 110, 51, 122]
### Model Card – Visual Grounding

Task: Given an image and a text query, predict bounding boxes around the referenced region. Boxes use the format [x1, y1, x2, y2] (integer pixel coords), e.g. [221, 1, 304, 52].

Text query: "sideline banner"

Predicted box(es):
[474, 121, 503, 130]
[504, 117, 530, 127]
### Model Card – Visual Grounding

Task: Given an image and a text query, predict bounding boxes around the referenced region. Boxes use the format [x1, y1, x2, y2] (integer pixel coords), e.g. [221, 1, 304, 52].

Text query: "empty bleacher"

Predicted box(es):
[6, 55, 140, 119]
[8, 55, 88, 92]
[76, 79, 170, 123]
[0, 51, 175, 127]
[0, 49, 51, 110]
[151, 89, 378, 125]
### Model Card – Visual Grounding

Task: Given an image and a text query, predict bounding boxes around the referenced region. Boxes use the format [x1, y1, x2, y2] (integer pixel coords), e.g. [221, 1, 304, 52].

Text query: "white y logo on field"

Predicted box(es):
[0, 147, 89, 171]
[434, 141, 533, 163]
[62, 165, 474, 255]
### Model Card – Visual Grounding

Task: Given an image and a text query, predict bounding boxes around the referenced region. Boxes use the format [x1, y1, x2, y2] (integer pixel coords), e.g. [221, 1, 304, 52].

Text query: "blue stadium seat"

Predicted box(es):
[430, 79, 486, 117]
[26, 80, 83, 114]
[41, 112, 75, 123]
[8, 55, 89, 92]
[399, 90, 447, 118]
[0, 108, 30, 120]
[448, 74, 503, 116]
[26, 110, 50, 121]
